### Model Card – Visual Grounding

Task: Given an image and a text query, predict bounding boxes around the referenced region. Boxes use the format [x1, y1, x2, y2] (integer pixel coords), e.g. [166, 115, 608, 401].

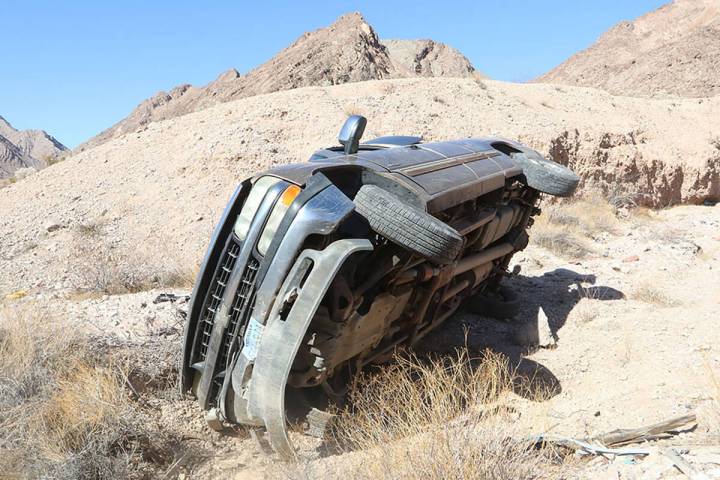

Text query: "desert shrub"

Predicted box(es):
[600, 181, 652, 209]
[0, 309, 80, 410]
[377, 82, 396, 95]
[472, 72, 488, 90]
[0, 307, 183, 479]
[531, 229, 592, 259]
[572, 299, 600, 323]
[531, 195, 621, 258]
[317, 349, 562, 480]
[711, 136, 720, 151]
[342, 103, 365, 117]
[631, 281, 679, 307]
[70, 224, 197, 294]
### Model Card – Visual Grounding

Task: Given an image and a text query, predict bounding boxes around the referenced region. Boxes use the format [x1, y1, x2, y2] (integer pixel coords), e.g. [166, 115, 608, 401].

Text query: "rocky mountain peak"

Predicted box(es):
[537, 0, 720, 97]
[0, 115, 66, 179]
[82, 13, 478, 150]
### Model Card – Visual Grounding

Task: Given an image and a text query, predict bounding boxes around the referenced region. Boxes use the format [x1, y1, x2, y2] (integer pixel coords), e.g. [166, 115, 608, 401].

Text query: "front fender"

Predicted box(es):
[246, 239, 373, 459]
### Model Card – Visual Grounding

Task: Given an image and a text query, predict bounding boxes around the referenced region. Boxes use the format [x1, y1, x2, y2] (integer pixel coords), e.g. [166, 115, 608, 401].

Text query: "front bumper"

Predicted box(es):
[181, 175, 369, 457]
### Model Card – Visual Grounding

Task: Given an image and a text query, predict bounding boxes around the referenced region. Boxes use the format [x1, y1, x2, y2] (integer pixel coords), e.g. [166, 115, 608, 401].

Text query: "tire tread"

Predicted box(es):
[354, 185, 463, 264]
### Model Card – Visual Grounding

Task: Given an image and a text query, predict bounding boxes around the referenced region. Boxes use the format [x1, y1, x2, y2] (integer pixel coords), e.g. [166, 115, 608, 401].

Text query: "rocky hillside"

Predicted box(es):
[537, 0, 720, 97]
[84, 13, 478, 150]
[1, 77, 718, 294]
[0, 116, 66, 178]
[383, 39, 476, 78]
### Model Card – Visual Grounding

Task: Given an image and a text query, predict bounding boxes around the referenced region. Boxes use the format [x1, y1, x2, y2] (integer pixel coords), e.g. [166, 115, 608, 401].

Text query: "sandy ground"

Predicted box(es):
[4, 202, 718, 478]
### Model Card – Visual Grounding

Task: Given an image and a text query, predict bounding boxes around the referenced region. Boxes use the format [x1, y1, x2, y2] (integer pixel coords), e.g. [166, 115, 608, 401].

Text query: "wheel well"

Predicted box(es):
[491, 141, 522, 156]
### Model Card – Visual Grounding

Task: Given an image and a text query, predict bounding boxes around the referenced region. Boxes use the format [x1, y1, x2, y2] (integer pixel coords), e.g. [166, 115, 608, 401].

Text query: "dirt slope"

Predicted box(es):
[537, 0, 720, 97]
[0, 116, 66, 178]
[1, 77, 718, 297]
[84, 13, 477, 150]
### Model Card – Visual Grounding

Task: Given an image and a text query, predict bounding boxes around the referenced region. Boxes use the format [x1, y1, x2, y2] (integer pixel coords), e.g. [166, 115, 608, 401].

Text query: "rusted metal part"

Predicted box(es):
[441, 278, 472, 303]
[455, 242, 514, 276]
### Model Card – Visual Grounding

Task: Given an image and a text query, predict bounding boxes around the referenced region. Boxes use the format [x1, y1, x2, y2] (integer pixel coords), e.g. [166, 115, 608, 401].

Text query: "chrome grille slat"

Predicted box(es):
[194, 238, 242, 363]
[209, 257, 260, 401]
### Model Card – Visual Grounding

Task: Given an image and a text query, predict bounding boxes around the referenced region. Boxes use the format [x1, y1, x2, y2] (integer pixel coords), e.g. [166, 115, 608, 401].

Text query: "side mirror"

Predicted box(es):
[338, 115, 367, 155]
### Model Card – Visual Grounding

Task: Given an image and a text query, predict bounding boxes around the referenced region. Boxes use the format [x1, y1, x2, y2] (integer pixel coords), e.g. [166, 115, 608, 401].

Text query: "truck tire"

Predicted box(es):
[466, 285, 520, 319]
[354, 184, 463, 264]
[511, 151, 579, 197]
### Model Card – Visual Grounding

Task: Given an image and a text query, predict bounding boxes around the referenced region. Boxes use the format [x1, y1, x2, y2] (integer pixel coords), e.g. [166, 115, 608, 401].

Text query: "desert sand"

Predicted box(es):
[2, 3, 720, 478]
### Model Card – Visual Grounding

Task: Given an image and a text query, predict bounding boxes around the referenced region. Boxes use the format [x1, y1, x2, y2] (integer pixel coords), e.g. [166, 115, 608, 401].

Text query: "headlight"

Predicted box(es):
[234, 176, 281, 240]
[257, 184, 301, 255]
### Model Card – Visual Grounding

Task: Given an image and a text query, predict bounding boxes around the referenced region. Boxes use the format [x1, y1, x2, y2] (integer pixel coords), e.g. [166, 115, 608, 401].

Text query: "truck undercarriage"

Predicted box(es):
[181, 116, 578, 458]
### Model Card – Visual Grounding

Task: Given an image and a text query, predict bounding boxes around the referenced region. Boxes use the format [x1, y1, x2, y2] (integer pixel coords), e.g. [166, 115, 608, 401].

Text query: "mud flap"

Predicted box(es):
[246, 238, 373, 459]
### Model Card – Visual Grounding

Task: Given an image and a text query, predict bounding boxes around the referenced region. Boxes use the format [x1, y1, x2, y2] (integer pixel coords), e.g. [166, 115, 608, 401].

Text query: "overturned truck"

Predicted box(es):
[180, 116, 579, 458]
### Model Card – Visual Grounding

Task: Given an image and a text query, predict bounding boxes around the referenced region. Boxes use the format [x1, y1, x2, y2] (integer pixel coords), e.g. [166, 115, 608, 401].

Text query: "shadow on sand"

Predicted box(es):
[417, 267, 624, 400]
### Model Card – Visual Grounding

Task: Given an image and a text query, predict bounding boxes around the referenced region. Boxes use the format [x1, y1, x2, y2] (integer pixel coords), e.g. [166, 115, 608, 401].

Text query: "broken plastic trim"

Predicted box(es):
[247, 239, 373, 459]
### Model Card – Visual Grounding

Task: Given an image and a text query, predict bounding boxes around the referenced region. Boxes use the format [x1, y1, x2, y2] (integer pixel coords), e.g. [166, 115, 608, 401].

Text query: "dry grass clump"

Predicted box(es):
[325, 349, 562, 479]
[573, 299, 600, 323]
[532, 229, 591, 259]
[0, 306, 182, 478]
[343, 103, 365, 117]
[531, 196, 620, 258]
[631, 281, 679, 307]
[376, 82, 396, 95]
[70, 225, 197, 294]
[472, 72, 488, 90]
[39, 362, 126, 454]
[29, 362, 134, 478]
[0, 308, 130, 477]
[0, 309, 78, 411]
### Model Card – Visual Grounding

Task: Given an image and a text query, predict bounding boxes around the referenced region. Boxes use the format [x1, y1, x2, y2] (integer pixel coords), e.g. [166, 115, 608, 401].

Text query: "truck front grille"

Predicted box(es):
[196, 237, 241, 363]
[209, 257, 260, 403]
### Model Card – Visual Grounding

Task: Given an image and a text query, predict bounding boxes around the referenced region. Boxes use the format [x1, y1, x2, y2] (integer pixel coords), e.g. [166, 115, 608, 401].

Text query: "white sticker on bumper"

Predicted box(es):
[242, 317, 264, 361]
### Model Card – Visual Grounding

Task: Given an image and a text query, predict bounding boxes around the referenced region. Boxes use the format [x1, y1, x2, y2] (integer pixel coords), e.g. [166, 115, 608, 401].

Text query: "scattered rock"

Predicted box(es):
[536, 307, 557, 348]
[5, 289, 28, 300]
[153, 292, 190, 304]
[515, 307, 557, 349]
[44, 219, 62, 232]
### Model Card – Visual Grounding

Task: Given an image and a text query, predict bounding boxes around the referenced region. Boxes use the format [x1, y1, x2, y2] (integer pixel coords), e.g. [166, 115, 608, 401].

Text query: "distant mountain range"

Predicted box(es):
[81, 12, 479, 150]
[13, 1, 719, 164]
[0, 116, 66, 179]
[537, 0, 720, 97]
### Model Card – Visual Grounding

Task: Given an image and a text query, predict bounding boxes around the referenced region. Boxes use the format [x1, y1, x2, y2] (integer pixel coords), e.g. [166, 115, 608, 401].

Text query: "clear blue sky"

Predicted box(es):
[2, 0, 665, 148]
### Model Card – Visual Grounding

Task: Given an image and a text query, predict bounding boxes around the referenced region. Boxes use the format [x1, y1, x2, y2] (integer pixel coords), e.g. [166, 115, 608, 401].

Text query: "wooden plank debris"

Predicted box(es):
[533, 413, 698, 457]
[594, 414, 697, 447]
